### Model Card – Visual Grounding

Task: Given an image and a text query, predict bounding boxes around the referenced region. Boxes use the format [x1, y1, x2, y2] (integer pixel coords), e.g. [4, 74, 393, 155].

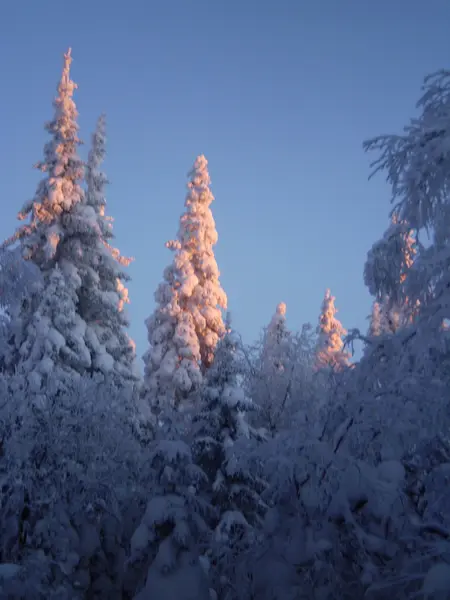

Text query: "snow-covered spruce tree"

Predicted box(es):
[80, 114, 138, 380]
[315, 289, 350, 371]
[261, 302, 290, 374]
[1, 49, 137, 390]
[143, 265, 202, 411]
[143, 155, 226, 411]
[123, 439, 214, 600]
[1, 49, 89, 388]
[12, 266, 94, 396]
[191, 321, 267, 595]
[176, 155, 227, 370]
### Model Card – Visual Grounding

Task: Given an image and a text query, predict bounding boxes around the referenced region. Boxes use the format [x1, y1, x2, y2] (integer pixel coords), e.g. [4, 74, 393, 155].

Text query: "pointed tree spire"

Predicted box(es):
[79, 114, 138, 381]
[143, 155, 227, 411]
[3, 47, 83, 257]
[61, 48, 73, 87]
[262, 302, 290, 373]
[1, 48, 88, 384]
[86, 114, 107, 214]
[315, 289, 350, 371]
[1, 50, 137, 389]
[180, 155, 227, 369]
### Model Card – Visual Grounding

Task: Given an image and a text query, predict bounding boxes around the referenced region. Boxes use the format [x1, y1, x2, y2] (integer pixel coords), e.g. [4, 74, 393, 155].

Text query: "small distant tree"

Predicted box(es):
[248, 303, 310, 435]
[261, 302, 290, 373]
[315, 289, 350, 371]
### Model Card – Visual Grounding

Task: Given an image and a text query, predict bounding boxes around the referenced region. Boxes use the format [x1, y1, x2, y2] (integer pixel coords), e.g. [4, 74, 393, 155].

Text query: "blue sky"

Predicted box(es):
[0, 1, 449, 366]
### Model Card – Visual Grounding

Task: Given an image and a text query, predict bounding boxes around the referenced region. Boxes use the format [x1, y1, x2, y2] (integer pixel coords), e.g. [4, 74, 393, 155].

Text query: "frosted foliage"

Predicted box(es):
[315, 289, 350, 371]
[144, 278, 202, 410]
[363, 70, 450, 234]
[144, 155, 227, 409]
[364, 70, 450, 328]
[177, 155, 227, 369]
[364, 215, 417, 330]
[247, 303, 316, 435]
[262, 302, 289, 373]
[202, 329, 255, 420]
[12, 267, 92, 394]
[1, 51, 137, 384]
[3, 49, 84, 263]
[79, 114, 137, 381]
[86, 115, 108, 215]
[191, 328, 267, 597]
[369, 298, 404, 337]
[364, 217, 416, 303]
[0, 248, 43, 369]
[136, 554, 211, 600]
[0, 377, 153, 598]
[0, 247, 42, 316]
[7, 47, 450, 600]
[123, 440, 212, 599]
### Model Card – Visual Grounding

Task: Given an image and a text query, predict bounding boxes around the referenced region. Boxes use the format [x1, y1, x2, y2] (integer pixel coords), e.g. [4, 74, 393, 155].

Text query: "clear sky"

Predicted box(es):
[0, 1, 449, 367]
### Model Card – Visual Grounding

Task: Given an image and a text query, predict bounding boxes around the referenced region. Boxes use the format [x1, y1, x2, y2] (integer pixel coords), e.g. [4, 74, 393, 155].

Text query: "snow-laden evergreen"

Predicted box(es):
[191, 324, 267, 595]
[315, 289, 350, 371]
[124, 439, 214, 600]
[0, 49, 94, 388]
[143, 155, 226, 411]
[0, 246, 42, 318]
[144, 267, 202, 411]
[261, 302, 290, 374]
[81, 114, 138, 381]
[181, 155, 227, 370]
[12, 266, 93, 395]
[1, 50, 137, 389]
[2, 49, 84, 261]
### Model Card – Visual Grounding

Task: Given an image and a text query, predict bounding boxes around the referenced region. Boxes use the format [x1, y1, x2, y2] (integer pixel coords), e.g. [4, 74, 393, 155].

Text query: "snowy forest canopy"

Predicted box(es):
[1, 49, 450, 599]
